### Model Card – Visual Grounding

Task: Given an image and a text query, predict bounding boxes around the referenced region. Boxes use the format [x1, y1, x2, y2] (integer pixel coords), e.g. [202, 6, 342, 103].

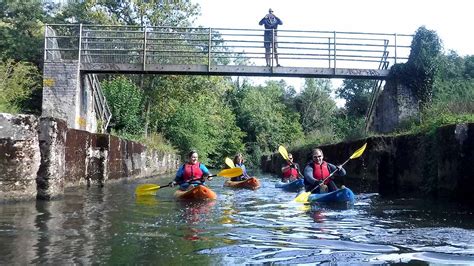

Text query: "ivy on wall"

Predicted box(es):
[389, 26, 442, 108]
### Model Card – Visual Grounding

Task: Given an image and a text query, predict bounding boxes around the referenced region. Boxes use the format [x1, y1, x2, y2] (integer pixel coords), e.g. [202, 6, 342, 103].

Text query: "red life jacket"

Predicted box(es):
[312, 161, 331, 184]
[182, 162, 203, 182]
[282, 162, 298, 180]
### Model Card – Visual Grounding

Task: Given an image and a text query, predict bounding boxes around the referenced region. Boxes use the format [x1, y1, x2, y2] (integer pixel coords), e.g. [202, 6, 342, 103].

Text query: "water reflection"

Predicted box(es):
[178, 200, 216, 225]
[32, 200, 53, 264]
[310, 210, 326, 223]
[0, 174, 473, 265]
[0, 201, 38, 265]
[135, 195, 159, 206]
[178, 201, 216, 241]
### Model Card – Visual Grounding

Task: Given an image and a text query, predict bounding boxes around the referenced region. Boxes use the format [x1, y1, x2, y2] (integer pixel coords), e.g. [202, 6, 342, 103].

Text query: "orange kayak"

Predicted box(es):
[224, 177, 260, 190]
[174, 185, 217, 200]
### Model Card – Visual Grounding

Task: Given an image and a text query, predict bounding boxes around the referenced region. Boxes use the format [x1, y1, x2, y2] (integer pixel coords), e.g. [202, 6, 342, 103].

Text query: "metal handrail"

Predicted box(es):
[365, 40, 391, 131]
[44, 24, 413, 71]
[78, 25, 111, 132]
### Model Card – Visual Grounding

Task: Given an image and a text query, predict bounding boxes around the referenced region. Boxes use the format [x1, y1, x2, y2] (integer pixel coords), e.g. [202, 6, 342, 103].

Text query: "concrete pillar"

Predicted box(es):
[0, 113, 40, 201]
[42, 61, 97, 132]
[36, 117, 67, 200]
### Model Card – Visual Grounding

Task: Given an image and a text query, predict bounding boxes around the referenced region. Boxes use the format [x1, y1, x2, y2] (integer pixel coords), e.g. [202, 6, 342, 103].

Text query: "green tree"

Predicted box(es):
[0, 1, 52, 66]
[231, 81, 303, 164]
[101, 76, 144, 135]
[141, 75, 244, 166]
[163, 85, 244, 166]
[0, 60, 40, 114]
[431, 52, 474, 116]
[336, 79, 373, 117]
[464, 55, 474, 78]
[56, 0, 200, 26]
[295, 79, 337, 134]
[392, 26, 442, 106]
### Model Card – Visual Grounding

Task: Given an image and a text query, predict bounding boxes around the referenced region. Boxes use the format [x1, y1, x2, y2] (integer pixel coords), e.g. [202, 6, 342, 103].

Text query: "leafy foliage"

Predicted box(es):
[390, 26, 442, 106]
[336, 79, 373, 117]
[0, 1, 53, 66]
[395, 48, 474, 135]
[333, 112, 367, 141]
[228, 80, 304, 165]
[407, 26, 442, 104]
[0, 60, 40, 114]
[158, 77, 245, 166]
[101, 76, 144, 135]
[56, 0, 200, 26]
[295, 79, 337, 134]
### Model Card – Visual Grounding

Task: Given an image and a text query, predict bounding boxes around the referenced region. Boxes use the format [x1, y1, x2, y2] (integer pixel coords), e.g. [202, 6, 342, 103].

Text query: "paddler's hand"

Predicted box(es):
[169, 181, 177, 187]
[207, 176, 213, 181]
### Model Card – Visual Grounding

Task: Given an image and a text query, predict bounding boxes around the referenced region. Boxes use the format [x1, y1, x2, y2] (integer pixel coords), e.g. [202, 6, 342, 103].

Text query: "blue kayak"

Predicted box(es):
[308, 187, 355, 204]
[275, 179, 304, 192]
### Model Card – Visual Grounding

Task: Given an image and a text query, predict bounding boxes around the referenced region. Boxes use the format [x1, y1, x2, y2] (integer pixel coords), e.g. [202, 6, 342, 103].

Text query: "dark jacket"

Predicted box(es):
[303, 161, 346, 192]
[259, 15, 283, 30]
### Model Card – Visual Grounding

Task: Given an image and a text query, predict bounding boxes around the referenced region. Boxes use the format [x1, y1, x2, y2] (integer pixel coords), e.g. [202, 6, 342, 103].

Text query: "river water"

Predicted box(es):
[1, 173, 473, 265]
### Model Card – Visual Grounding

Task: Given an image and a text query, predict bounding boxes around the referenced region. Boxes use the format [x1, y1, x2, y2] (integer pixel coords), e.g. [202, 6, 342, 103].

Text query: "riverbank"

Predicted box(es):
[0, 113, 180, 202]
[262, 123, 474, 206]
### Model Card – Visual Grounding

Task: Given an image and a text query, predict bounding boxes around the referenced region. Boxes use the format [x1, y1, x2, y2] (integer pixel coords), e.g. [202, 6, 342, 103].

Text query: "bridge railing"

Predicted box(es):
[44, 24, 413, 71]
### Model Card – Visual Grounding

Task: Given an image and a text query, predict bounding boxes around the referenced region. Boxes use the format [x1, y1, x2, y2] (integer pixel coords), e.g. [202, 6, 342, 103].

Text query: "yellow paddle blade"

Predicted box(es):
[218, 168, 243, 178]
[278, 145, 289, 161]
[135, 184, 160, 196]
[350, 143, 367, 159]
[225, 157, 236, 168]
[294, 191, 311, 203]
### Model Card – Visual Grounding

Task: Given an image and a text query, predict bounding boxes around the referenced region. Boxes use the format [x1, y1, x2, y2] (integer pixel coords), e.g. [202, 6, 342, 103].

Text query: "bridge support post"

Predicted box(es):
[42, 60, 97, 132]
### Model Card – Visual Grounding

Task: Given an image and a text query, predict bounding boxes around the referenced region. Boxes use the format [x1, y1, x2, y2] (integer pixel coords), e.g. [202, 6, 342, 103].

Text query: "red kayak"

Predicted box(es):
[224, 177, 260, 190]
[174, 185, 217, 200]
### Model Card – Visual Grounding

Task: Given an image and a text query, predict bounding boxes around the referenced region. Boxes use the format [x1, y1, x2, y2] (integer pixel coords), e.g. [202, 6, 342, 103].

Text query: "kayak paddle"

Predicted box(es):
[278, 145, 290, 160]
[294, 143, 367, 203]
[218, 167, 243, 178]
[135, 183, 171, 196]
[135, 168, 244, 196]
[225, 157, 236, 168]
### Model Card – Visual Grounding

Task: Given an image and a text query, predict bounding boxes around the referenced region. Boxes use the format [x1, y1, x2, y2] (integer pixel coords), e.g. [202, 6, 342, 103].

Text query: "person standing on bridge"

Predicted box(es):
[259, 8, 282, 67]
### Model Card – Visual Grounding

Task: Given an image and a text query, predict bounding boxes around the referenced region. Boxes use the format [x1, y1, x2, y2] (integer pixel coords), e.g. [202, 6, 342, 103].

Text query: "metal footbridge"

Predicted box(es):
[45, 24, 412, 79]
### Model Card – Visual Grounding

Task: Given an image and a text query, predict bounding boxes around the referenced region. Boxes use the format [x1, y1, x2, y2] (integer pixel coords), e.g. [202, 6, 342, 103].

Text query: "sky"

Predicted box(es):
[192, 0, 473, 94]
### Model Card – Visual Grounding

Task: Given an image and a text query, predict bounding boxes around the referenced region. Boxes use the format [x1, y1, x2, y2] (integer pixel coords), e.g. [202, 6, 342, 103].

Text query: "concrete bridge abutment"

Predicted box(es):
[42, 60, 98, 132]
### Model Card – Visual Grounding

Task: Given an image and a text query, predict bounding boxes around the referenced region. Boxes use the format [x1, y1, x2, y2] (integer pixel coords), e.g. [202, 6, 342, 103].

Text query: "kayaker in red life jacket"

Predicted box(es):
[303, 148, 346, 193]
[230, 153, 251, 181]
[281, 153, 301, 182]
[170, 150, 213, 191]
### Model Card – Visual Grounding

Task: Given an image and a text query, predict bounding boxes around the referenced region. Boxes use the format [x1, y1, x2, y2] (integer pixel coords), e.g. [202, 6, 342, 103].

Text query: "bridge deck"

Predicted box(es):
[82, 63, 388, 79]
[45, 24, 412, 79]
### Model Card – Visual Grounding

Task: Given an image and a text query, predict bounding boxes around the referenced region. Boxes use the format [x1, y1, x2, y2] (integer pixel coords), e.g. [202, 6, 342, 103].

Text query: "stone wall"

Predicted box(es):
[262, 123, 474, 206]
[0, 113, 180, 202]
[369, 79, 419, 133]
